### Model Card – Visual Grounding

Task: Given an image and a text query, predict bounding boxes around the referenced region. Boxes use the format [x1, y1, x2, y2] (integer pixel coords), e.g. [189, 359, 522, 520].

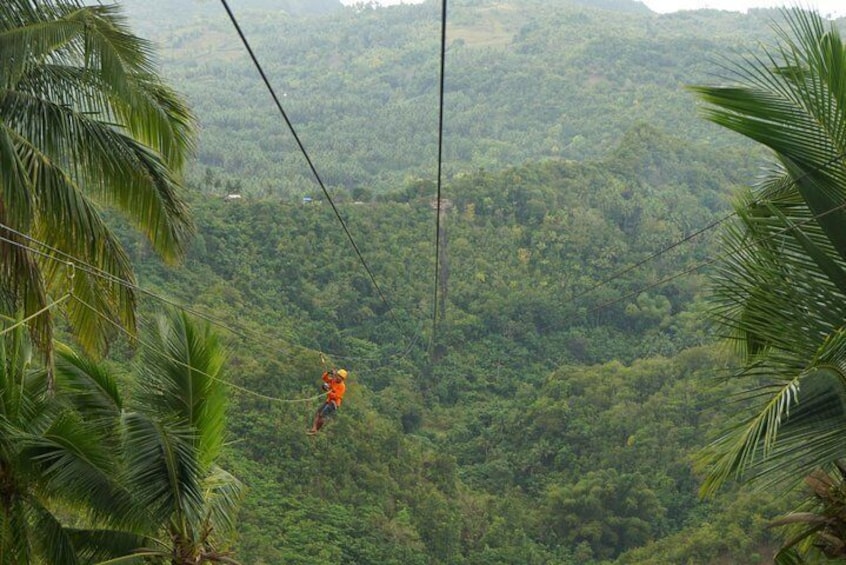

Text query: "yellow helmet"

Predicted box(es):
[336, 369, 348, 380]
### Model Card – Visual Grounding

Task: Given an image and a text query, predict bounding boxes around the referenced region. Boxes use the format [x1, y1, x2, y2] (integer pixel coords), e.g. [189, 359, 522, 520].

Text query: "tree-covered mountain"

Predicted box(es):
[115, 0, 798, 196]
[104, 119, 790, 562]
[12, 1, 842, 563]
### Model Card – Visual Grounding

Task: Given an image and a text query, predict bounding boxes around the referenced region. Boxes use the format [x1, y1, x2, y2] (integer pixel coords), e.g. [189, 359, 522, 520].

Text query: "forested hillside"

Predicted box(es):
[119, 0, 784, 195]
[101, 0, 846, 562]
[19, 0, 844, 562]
[110, 119, 791, 562]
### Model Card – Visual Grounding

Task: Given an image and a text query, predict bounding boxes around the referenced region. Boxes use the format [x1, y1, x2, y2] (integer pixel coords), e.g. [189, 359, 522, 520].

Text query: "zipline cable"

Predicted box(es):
[0, 226, 253, 340]
[512, 152, 846, 357]
[0, 224, 398, 366]
[568, 211, 734, 303]
[218, 0, 412, 349]
[5, 151, 846, 365]
[0, 294, 71, 337]
[71, 291, 324, 404]
[431, 0, 448, 355]
[589, 195, 846, 315]
[569, 150, 846, 306]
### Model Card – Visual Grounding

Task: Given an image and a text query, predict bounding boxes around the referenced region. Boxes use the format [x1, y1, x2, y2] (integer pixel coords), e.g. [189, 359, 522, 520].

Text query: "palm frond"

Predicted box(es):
[137, 310, 228, 468]
[709, 178, 846, 358]
[8, 130, 139, 352]
[0, 319, 34, 421]
[0, 0, 87, 88]
[0, 119, 33, 228]
[64, 527, 150, 564]
[70, 6, 196, 169]
[699, 373, 801, 495]
[203, 466, 246, 543]
[0, 229, 52, 356]
[0, 487, 32, 564]
[22, 410, 137, 526]
[5, 84, 194, 261]
[28, 496, 80, 565]
[0, 0, 196, 357]
[121, 411, 205, 527]
[691, 9, 846, 258]
[764, 201, 846, 297]
[701, 327, 846, 495]
[775, 546, 810, 565]
[54, 342, 122, 422]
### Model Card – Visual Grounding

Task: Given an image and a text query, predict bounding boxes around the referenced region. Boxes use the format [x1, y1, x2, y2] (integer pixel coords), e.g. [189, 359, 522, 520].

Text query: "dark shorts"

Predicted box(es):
[318, 402, 337, 418]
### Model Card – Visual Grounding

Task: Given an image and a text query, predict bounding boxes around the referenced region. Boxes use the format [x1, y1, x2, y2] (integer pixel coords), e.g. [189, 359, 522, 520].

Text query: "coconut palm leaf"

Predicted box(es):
[29, 497, 81, 565]
[1, 309, 242, 563]
[63, 528, 149, 565]
[30, 498, 150, 565]
[740, 370, 846, 485]
[0, 221, 51, 352]
[11, 138, 137, 353]
[701, 187, 846, 493]
[2, 3, 196, 258]
[0, 482, 31, 564]
[690, 9, 846, 256]
[137, 310, 227, 469]
[0, 0, 195, 358]
[709, 199, 844, 360]
[775, 546, 811, 564]
[54, 342, 122, 422]
[202, 466, 246, 544]
[693, 9, 846, 557]
[121, 309, 240, 562]
[122, 411, 206, 527]
[0, 318, 35, 421]
[0, 326, 148, 564]
[0, 118, 32, 227]
[24, 412, 141, 526]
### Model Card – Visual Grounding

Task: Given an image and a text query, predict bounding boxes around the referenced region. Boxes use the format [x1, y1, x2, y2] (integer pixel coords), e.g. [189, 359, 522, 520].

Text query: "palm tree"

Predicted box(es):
[118, 309, 244, 564]
[0, 0, 195, 360]
[0, 322, 145, 564]
[0, 308, 243, 564]
[690, 8, 846, 559]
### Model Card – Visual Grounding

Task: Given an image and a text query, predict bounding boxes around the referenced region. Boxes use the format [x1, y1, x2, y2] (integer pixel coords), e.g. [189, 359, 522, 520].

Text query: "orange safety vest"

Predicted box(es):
[322, 372, 346, 407]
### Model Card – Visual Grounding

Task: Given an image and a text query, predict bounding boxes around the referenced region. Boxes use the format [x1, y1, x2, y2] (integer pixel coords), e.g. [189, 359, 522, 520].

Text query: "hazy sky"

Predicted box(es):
[340, 0, 845, 17]
[639, 0, 844, 16]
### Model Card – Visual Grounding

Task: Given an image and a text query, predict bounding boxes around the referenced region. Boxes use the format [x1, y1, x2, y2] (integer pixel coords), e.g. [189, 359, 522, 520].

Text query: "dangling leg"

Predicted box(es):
[308, 402, 335, 434]
[318, 402, 336, 431]
[308, 408, 323, 434]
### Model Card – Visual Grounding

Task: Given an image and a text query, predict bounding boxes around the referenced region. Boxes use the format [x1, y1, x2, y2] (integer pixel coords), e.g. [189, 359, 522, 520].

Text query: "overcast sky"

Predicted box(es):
[638, 0, 844, 16]
[340, 0, 845, 17]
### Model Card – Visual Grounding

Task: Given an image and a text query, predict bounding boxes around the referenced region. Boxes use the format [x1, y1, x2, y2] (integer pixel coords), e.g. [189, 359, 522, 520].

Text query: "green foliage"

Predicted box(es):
[9, 1, 837, 562]
[115, 128, 790, 562]
[0, 0, 196, 358]
[112, 0, 776, 196]
[0, 311, 243, 564]
[540, 469, 664, 559]
[617, 490, 784, 564]
[692, 8, 846, 560]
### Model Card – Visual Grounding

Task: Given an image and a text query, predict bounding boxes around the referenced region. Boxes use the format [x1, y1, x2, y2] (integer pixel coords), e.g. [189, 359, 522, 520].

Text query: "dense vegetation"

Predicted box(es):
[690, 10, 846, 561]
[120, 0, 780, 196]
[5, 0, 846, 563]
[114, 122, 788, 562]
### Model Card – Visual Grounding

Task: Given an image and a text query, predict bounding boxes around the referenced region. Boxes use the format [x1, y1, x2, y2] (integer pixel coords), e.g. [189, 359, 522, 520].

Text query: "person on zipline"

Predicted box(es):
[308, 368, 348, 435]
